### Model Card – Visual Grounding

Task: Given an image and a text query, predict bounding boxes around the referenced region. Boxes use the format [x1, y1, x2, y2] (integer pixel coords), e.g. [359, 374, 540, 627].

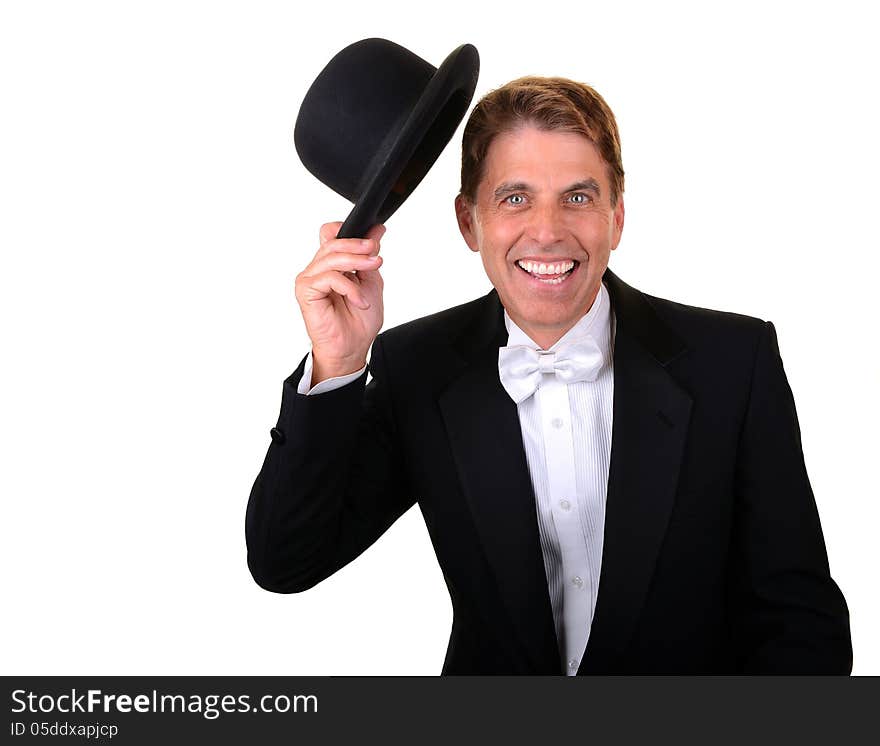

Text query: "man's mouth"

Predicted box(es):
[515, 259, 580, 285]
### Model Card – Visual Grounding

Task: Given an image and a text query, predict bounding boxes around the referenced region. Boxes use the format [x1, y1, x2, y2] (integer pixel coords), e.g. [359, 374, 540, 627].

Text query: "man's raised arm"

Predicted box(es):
[245, 221, 413, 593]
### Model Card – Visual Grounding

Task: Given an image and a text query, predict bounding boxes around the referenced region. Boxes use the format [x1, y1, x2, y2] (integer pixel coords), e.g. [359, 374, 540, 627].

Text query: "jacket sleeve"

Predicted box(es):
[245, 335, 414, 593]
[730, 320, 852, 673]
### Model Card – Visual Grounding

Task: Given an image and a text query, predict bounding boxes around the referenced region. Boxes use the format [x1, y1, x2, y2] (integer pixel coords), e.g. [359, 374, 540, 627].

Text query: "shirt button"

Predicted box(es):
[559, 499, 571, 511]
[551, 417, 564, 429]
[572, 576, 584, 588]
[568, 659, 579, 670]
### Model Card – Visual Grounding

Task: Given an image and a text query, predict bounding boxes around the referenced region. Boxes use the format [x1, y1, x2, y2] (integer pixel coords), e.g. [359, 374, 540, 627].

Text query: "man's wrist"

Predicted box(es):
[311, 352, 369, 386]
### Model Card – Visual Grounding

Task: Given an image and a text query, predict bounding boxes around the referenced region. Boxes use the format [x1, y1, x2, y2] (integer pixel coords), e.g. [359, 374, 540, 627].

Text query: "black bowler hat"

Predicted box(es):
[294, 38, 480, 239]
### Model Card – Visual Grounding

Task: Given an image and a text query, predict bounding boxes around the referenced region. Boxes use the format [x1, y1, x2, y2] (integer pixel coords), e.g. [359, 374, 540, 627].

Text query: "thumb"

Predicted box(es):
[319, 221, 344, 246]
[364, 223, 387, 243]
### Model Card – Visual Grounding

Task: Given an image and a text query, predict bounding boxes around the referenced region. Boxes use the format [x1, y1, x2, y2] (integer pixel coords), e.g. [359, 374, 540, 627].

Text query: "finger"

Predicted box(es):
[298, 270, 371, 310]
[316, 235, 383, 261]
[364, 223, 387, 242]
[356, 265, 384, 294]
[317, 222, 385, 255]
[352, 226, 385, 277]
[307, 252, 383, 276]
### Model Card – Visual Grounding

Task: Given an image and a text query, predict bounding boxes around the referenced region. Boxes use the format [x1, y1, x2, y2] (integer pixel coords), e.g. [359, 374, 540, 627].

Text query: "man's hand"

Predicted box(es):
[294, 221, 386, 386]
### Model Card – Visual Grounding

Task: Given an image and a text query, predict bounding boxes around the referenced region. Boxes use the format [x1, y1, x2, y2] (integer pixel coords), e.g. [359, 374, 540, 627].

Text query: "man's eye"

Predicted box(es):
[505, 194, 526, 205]
[568, 192, 592, 204]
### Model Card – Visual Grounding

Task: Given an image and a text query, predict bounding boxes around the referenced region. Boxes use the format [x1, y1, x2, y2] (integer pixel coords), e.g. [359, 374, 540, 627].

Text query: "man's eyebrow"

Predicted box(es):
[566, 179, 601, 195]
[493, 182, 531, 199]
[492, 178, 601, 200]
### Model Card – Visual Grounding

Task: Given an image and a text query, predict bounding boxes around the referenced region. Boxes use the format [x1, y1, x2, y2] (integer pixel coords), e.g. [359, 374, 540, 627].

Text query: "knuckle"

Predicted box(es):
[322, 238, 344, 255]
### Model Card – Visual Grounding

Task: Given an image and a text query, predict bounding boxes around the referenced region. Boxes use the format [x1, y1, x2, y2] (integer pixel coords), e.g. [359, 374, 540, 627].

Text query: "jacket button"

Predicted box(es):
[270, 427, 286, 445]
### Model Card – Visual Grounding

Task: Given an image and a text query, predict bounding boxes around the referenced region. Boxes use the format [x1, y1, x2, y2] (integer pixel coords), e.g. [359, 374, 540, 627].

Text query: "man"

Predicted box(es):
[246, 77, 852, 674]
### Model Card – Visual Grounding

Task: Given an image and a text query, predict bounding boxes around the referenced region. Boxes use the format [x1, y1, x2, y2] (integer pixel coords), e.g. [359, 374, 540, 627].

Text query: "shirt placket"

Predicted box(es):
[536, 370, 590, 676]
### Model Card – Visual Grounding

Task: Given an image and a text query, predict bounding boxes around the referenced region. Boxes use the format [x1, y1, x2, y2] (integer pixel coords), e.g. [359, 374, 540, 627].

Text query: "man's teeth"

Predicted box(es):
[516, 259, 576, 276]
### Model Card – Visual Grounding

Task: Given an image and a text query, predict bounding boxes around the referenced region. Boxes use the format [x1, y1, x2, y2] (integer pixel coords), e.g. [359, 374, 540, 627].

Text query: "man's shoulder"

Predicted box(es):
[630, 284, 772, 374]
[642, 288, 767, 335]
[602, 269, 772, 367]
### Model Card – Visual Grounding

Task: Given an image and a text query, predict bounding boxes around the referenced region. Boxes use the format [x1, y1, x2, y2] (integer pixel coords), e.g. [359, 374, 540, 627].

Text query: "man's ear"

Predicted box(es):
[610, 194, 625, 251]
[454, 194, 480, 253]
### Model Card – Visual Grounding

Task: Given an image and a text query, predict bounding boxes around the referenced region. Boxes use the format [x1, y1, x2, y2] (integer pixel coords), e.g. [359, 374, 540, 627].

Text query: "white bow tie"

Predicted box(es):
[498, 338, 604, 404]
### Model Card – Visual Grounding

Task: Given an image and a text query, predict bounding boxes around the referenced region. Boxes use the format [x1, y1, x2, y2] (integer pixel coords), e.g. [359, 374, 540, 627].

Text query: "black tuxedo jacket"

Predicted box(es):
[246, 268, 851, 674]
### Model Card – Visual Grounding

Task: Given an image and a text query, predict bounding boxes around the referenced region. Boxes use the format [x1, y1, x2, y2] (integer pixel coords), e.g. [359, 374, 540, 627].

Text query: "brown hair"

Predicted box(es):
[460, 76, 625, 207]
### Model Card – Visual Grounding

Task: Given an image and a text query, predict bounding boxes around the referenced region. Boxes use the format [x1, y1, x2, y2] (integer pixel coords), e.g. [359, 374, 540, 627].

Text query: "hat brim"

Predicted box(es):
[336, 43, 480, 239]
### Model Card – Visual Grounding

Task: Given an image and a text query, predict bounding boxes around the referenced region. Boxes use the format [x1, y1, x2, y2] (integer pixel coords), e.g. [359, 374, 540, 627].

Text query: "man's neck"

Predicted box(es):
[519, 326, 573, 351]
[507, 284, 603, 350]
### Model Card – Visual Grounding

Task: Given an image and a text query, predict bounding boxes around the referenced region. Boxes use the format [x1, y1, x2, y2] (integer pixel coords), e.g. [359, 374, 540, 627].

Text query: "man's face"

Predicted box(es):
[455, 125, 624, 349]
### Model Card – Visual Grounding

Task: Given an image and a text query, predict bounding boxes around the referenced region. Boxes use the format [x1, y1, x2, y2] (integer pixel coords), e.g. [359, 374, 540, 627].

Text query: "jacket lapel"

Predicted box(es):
[579, 269, 693, 673]
[436, 269, 693, 675]
[437, 293, 561, 674]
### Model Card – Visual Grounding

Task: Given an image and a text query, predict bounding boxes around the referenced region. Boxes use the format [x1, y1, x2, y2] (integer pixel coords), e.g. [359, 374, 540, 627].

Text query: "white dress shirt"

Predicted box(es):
[298, 282, 616, 675]
[503, 280, 615, 674]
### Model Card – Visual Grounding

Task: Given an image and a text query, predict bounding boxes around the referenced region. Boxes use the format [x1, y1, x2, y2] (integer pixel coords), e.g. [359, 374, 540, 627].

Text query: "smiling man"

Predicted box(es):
[246, 77, 852, 674]
[455, 125, 623, 349]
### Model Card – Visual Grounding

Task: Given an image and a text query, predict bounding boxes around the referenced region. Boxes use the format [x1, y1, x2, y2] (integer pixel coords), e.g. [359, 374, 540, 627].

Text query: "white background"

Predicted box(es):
[2, 1, 877, 675]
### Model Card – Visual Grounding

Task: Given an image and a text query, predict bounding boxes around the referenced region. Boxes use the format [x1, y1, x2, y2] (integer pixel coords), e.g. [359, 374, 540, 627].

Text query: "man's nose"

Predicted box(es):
[524, 201, 565, 246]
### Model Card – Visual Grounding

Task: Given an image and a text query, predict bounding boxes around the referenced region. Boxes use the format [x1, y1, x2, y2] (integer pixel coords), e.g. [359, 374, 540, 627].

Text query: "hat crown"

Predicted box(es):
[294, 38, 479, 238]
[294, 39, 437, 201]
